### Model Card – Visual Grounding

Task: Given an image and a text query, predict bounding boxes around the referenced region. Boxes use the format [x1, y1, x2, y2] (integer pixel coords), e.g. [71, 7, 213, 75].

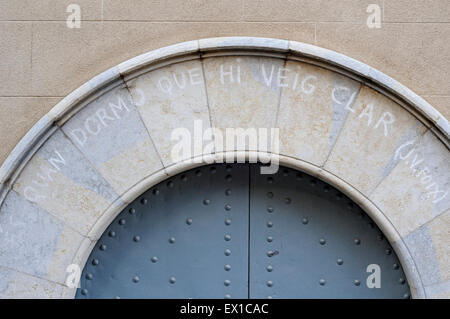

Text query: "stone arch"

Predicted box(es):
[0, 37, 448, 299]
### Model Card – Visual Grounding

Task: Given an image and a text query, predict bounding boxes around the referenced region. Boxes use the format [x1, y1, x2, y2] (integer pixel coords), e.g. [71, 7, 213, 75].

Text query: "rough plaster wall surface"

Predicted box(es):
[0, 0, 449, 165]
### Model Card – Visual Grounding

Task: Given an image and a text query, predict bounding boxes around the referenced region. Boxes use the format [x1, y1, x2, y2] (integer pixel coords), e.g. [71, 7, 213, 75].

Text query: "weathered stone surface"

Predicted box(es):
[325, 85, 428, 195]
[13, 129, 119, 235]
[425, 281, 450, 299]
[428, 210, 450, 282]
[370, 130, 450, 237]
[127, 59, 211, 166]
[203, 56, 282, 152]
[278, 61, 360, 166]
[0, 191, 83, 284]
[402, 211, 449, 287]
[0, 266, 64, 299]
[61, 85, 163, 195]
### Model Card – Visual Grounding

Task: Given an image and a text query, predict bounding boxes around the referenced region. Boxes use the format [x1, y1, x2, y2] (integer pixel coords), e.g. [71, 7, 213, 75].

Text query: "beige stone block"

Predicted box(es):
[243, 0, 377, 22]
[12, 130, 120, 235]
[428, 210, 450, 282]
[31, 22, 314, 96]
[0, 266, 63, 299]
[127, 59, 211, 167]
[0, 0, 102, 21]
[325, 85, 427, 195]
[0, 97, 61, 166]
[384, 0, 450, 22]
[316, 22, 450, 96]
[370, 130, 450, 237]
[278, 61, 360, 166]
[0, 22, 31, 95]
[203, 56, 282, 152]
[103, 0, 243, 21]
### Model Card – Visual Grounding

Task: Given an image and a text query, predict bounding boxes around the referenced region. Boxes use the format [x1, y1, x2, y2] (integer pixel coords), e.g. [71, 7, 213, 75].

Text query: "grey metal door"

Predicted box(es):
[76, 164, 410, 299]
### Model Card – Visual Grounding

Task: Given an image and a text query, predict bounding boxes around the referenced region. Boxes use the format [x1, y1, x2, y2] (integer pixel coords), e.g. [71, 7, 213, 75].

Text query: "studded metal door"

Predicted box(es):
[76, 164, 410, 299]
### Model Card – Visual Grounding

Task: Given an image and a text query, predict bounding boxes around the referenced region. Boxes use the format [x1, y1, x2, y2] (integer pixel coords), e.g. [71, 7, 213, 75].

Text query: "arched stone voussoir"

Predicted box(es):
[0, 37, 448, 298]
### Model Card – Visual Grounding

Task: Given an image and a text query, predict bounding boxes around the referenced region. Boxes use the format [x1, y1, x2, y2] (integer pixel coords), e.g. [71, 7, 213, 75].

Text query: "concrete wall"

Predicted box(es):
[0, 0, 449, 166]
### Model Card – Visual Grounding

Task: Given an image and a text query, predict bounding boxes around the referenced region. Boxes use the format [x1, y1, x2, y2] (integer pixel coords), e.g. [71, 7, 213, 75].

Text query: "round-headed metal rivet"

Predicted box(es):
[210, 167, 217, 174]
[133, 236, 140, 242]
[186, 218, 193, 225]
[267, 177, 273, 184]
[354, 238, 361, 245]
[119, 219, 127, 226]
[92, 259, 99, 266]
[319, 279, 326, 286]
[181, 175, 187, 182]
[267, 265, 273, 272]
[170, 277, 176, 284]
[267, 192, 274, 198]
[224, 264, 231, 271]
[377, 234, 384, 241]
[225, 218, 231, 226]
[337, 258, 344, 265]
[368, 222, 375, 228]
[319, 238, 326, 245]
[393, 263, 400, 270]
[224, 280, 231, 286]
[285, 197, 291, 204]
[336, 193, 343, 200]
[129, 208, 136, 215]
[203, 199, 210, 205]
[310, 179, 317, 186]
[267, 281, 273, 287]
[296, 173, 303, 180]
[403, 293, 410, 299]
[81, 289, 88, 295]
[132, 276, 139, 283]
[225, 189, 232, 196]
[151, 256, 158, 263]
[225, 204, 231, 211]
[267, 221, 273, 228]
[386, 249, 392, 255]
[99, 244, 107, 251]
[141, 198, 148, 205]
[108, 231, 116, 237]
[267, 206, 274, 213]
[195, 170, 202, 176]
[268, 296, 273, 299]
[225, 294, 231, 299]
[226, 175, 232, 182]
[224, 249, 231, 256]
[169, 237, 175, 244]
[283, 169, 289, 176]
[354, 280, 361, 286]
[399, 278, 406, 285]
[323, 185, 330, 192]
[302, 217, 309, 225]
[226, 165, 232, 172]
[167, 181, 174, 188]
[115, 296, 120, 299]
[224, 234, 231, 241]
[267, 250, 279, 257]
[347, 203, 354, 210]
[267, 236, 273, 243]
[153, 188, 159, 195]
[86, 273, 93, 280]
